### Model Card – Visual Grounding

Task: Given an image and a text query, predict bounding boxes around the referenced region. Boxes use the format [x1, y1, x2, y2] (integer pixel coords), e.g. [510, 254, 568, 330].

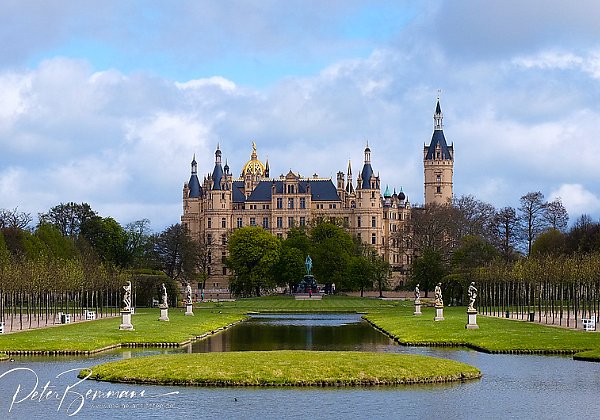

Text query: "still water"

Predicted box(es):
[0, 313, 599, 419]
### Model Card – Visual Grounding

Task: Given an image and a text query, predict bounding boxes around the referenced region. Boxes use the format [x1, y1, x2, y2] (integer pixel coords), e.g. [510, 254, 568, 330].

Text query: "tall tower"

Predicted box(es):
[424, 98, 454, 205]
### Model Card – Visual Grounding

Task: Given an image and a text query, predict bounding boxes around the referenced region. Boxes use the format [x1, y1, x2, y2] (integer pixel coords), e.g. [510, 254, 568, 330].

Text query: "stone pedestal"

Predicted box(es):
[119, 310, 134, 330]
[434, 305, 445, 321]
[185, 303, 194, 316]
[466, 309, 479, 329]
[159, 306, 169, 321]
[413, 300, 422, 315]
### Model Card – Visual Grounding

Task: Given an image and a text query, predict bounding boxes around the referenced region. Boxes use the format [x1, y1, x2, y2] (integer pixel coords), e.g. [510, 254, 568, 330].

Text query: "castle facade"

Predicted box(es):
[181, 100, 453, 292]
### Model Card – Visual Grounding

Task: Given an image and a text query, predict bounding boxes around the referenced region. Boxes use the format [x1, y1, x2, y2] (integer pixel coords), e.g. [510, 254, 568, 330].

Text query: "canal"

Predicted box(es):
[0, 313, 599, 419]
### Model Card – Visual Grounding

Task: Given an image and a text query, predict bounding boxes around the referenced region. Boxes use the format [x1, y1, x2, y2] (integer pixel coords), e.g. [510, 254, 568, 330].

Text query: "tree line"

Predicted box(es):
[227, 222, 389, 297]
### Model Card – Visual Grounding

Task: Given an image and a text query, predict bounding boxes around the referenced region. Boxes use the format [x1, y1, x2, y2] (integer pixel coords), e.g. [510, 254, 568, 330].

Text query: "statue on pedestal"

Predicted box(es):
[434, 282, 443, 307]
[161, 283, 168, 308]
[123, 281, 132, 311]
[414, 284, 420, 302]
[186, 283, 192, 304]
[305, 255, 312, 276]
[468, 282, 478, 311]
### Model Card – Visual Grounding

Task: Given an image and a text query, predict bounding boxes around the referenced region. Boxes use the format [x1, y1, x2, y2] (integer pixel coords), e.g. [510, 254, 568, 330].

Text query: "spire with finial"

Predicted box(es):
[346, 159, 354, 194]
[434, 90, 443, 131]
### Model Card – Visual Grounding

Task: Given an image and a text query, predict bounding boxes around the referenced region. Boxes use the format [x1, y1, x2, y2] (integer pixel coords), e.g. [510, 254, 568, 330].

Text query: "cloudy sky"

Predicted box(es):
[1, 0, 599, 231]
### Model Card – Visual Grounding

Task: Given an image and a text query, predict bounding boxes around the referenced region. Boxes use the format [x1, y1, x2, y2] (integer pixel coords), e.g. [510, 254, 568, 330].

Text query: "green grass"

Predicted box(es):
[0, 352, 7, 361]
[199, 295, 405, 312]
[0, 309, 246, 353]
[81, 350, 481, 386]
[573, 349, 600, 362]
[364, 306, 600, 354]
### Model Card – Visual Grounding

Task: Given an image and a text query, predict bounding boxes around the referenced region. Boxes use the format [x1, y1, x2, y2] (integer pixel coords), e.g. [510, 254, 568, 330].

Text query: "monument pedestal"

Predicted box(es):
[119, 310, 134, 330]
[413, 300, 422, 316]
[434, 304, 445, 321]
[466, 309, 479, 329]
[159, 306, 169, 321]
[185, 303, 194, 316]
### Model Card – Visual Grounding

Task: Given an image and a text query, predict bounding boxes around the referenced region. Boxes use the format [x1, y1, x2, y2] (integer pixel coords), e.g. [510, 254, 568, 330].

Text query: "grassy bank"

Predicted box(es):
[573, 349, 600, 362]
[0, 309, 246, 354]
[81, 350, 481, 386]
[364, 306, 600, 354]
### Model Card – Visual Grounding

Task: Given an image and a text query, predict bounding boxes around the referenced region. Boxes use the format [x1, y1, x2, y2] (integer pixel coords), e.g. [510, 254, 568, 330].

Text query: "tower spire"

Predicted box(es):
[434, 93, 443, 131]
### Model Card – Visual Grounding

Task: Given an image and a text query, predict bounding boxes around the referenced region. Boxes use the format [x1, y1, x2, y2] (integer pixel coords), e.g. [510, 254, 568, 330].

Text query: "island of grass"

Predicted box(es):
[81, 350, 481, 386]
[0, 352, 8, 361]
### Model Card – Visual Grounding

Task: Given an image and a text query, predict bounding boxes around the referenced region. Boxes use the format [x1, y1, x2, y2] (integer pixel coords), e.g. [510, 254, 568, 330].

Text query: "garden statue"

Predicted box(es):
[161, 283, 168, 308]
[468, 282, 478, 311]
[186, 283, 192, 304]
[305, 255, 312, 276]
[414, 284, 420, 301]
[434, 282, 443, 306]
[123, 281, 132, 311]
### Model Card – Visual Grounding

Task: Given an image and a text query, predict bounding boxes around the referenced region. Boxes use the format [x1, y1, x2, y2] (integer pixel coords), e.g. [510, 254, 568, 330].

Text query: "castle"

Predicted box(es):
[181, 99, 453, 291]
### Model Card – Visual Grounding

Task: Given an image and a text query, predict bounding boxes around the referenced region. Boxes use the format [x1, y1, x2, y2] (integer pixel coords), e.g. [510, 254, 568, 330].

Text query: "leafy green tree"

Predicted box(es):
[35, 222, 77, 260]
[276, 245, 305, 291]
[39, 202, 97, 237]
[410, 248, 447, 297]
[531, 228, 567, 256]
[347, 255, 373, 297]
[452, 235, 499, 271]
[310, 222, 354, 290]
[227, 226, 281, 296]
[125, 219, 153, 268]
[80, 216, 131, 267]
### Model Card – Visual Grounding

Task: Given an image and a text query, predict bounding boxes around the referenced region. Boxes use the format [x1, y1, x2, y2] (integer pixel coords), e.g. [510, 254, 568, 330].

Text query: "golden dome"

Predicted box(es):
[241, 142, 266, 177]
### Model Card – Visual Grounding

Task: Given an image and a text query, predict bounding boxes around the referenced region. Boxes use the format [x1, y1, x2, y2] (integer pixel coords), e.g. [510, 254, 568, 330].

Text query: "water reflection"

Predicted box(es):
[191, 313, 395, 352]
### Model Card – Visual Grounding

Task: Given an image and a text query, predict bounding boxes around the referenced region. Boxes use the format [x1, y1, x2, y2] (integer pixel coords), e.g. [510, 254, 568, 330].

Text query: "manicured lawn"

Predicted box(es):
[199, 295, 405, 312]
[0, 309, 246, 353]
[81, 350, 481, 386]
[364, 306, 600, 354]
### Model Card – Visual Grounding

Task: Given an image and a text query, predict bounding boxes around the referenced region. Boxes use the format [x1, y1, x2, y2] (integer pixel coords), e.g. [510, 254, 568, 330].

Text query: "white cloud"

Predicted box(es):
[550, 184, 600, 217]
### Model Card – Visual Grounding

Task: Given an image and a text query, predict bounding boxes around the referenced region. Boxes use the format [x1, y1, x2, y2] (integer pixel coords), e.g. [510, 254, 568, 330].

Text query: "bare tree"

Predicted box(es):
[0, 208, 32, 230]
[519, 191, 548, 255]
[492, 206, 521, 261]
[544, 198, 569, 232]
[38, 202, 97, 237]
[453, 195, 496, 241]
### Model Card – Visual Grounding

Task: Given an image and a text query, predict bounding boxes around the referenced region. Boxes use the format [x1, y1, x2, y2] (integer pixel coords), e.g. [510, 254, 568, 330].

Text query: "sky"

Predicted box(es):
[1, 0, 600, 232]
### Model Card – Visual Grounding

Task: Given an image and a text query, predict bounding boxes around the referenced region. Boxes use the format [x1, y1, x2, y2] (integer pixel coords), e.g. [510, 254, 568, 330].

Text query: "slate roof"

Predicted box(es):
[211, 163, 224, 190]
[360, 163, 374, 187]
[232, 179, 341, 203]
[425, 130, 453, 161]
[188, 174, 202, 198]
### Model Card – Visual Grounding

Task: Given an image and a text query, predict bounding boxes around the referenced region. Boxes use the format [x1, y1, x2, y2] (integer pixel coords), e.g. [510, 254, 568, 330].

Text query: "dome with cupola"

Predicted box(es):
[241, 142, 266, 177]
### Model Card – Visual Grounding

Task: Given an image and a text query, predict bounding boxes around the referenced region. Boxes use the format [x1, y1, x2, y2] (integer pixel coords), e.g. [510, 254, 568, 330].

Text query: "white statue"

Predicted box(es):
[468, 282, 478, 311]
[414, 283, 420, 301]
[123, 281, 132, 311]
[186, 283, 192, 304]
[161, 283, 168, 308]
[434, 282, 443, 306]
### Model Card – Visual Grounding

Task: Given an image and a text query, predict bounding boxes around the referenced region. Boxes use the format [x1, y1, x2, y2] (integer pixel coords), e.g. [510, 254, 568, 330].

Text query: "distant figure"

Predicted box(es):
[331, 283, 336, 295]
[161, 283, 168, 307]
[468, 282, 478, 311]
[123, 281, 132, 311]
[414, 284, 420, 301]
[434, 283, 443, 306]
[305, 255, 313, 276]
[186, 283, 192, 304]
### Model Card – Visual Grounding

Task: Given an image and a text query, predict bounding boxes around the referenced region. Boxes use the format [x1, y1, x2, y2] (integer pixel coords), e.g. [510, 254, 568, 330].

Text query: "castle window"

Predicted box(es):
[250, 217, 256, 226]
[357, 216, 361, 227]
[207, 233, 212, 244]
[207, 251, 212, 263]
[371, 191, 375, 198]
[436, 186, 441, 194]
[221, 218, 226, 228]
[288, 198, 294, 209]
[300, 198, 306, 209]
[277, 217, 283, 228]
[263, 217, 269, 228]
[237, 217, 243, 228]
[287, 185, 295, 194]
[221, 234, 227, 245]
[371, 216, 376, 228]
[277, 198, 283, 209]
[371, 233, 376, 245]
[222, 267, 227, 275]
[300, 217, 306, 226]
[222, 193, 225, 200]
[288, 217, 294, 228]
[207, 218, 212, 228]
